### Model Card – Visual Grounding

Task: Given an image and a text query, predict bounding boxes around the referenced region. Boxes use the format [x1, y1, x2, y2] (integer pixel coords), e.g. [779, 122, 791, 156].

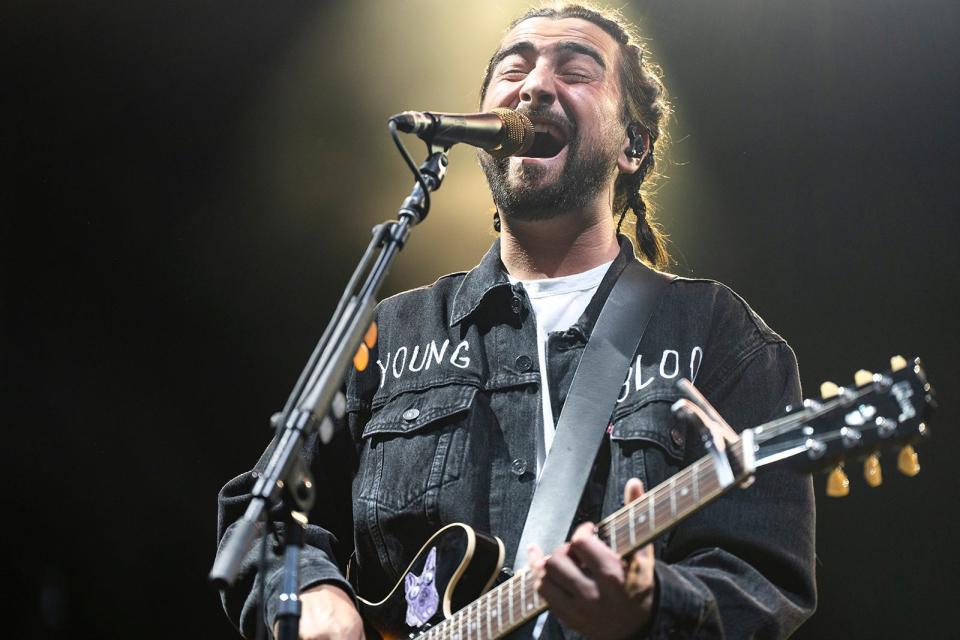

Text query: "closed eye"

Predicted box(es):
[501, 69, 528, 80]
[559, 66, 597, 81]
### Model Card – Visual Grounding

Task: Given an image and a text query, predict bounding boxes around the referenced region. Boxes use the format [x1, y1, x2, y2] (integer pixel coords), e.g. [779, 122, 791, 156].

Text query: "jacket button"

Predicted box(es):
[515, 355, 533, 372]
[510, 296, 522, 314]
[670, 426, 684, 447]
[402, 408, 420, 422]
[511, 458, 528, 476]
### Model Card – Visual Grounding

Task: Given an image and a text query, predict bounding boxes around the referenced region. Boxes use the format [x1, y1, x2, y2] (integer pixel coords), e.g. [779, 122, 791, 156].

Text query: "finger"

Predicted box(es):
[527, 543, 545, 564]
[623, 544, 656, 600]
[624, 477, 645, 504]
[537, 572, 584, 625]
[568, 526, 622, 586]
[542, 544, 597, 600]
[526, 544, 546, 579]
[567, 523, 606, 570]
[569, 521, 596, 543]
[570, 536, 623, 593]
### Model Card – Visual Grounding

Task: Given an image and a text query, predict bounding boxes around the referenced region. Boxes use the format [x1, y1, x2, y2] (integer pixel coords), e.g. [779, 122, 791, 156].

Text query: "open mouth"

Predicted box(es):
[520, 121, 569, 159]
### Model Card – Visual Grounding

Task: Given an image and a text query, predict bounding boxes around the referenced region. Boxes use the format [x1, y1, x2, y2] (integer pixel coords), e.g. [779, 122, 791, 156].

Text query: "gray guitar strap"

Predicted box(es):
[513, 259, 674, 571]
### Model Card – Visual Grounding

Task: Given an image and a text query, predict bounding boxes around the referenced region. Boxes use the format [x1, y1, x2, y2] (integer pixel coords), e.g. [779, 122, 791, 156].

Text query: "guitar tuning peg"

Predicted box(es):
[854, 370, 873, 387]
[863, 453, 883, 487]
[890, 355, 908, 372]
[820, 381, 840, 400]
[897, 445, 920, 476]
[826, 464, 850, 497]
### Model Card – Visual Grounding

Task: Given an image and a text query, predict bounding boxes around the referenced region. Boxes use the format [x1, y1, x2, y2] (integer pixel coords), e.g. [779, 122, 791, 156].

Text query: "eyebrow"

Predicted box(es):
[556, 41, 606, 69]
[489, 40, 607, 71]
[489, 41, 536, 70]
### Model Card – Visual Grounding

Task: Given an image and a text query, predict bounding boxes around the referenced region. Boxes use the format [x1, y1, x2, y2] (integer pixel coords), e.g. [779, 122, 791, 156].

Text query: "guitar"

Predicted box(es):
[357, 356, 935, 640]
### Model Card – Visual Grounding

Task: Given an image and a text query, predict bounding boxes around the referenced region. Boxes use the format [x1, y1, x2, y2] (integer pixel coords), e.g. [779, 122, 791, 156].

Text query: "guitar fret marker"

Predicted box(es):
[486, 597, 492, 638]
[693, 461, 700, 504]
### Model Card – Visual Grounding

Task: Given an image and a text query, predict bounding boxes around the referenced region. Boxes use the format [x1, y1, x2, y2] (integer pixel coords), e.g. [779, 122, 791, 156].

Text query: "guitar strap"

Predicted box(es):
[513, 259, 674, 571]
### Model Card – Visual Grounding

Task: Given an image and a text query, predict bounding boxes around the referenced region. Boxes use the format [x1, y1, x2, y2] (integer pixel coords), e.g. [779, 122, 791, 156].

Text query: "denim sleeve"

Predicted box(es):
[215, 415, 362, 638]
[645, 341, 817, 639]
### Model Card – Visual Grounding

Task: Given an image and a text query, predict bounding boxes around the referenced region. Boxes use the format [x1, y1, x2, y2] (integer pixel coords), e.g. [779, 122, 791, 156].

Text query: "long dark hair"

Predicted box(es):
[480, 3, 672, 269]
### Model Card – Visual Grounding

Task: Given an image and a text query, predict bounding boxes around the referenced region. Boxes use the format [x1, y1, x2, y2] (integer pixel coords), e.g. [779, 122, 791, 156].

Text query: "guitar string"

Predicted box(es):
[424, 458, 727, 640]
[751, 380, 901, 442]
[597, 446, 727, 554]
[423, 567, 534, 640]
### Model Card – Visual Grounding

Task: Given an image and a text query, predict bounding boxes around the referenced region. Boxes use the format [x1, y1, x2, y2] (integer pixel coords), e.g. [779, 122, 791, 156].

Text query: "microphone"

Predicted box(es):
[390, 108, 534, 158]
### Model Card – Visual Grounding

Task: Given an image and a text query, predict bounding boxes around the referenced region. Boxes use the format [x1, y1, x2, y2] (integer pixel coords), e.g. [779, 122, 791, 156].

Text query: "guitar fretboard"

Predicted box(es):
[420, 440, 747, 640]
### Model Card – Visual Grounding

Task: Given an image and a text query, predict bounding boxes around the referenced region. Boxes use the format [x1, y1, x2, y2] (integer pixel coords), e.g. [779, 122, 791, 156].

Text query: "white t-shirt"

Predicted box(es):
[508, 260, 613, 476]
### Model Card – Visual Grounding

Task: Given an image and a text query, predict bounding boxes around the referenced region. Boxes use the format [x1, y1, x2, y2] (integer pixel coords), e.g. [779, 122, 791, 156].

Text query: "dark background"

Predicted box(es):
[5, 1, 958, 638]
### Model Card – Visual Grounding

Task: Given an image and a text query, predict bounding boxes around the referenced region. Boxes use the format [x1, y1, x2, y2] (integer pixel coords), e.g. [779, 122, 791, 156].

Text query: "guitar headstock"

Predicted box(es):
[750, 356, 935, 495]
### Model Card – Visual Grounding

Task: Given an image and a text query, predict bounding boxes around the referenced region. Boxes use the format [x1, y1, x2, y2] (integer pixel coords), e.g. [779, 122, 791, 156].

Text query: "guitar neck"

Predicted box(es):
[598, 438, 749, 556]
[418, 439, 753, 640]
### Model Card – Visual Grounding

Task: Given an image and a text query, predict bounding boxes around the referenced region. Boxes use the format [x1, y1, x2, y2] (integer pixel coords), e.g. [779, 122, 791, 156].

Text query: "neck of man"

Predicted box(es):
[499, 202, 620, 280]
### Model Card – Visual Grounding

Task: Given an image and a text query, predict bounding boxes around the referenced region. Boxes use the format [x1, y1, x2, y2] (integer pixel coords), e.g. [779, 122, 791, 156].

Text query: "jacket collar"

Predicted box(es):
[449, 238, 512, 327]
[449, 234, 639, 331]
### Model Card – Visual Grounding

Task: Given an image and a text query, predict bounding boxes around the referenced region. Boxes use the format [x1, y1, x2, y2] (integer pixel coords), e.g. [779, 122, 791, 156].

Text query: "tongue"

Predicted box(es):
[524, 131, 565, 158]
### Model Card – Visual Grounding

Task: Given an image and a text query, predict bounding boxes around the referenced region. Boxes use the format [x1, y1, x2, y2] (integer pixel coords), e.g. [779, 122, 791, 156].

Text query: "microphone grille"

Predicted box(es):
[491, 108, 535, 158]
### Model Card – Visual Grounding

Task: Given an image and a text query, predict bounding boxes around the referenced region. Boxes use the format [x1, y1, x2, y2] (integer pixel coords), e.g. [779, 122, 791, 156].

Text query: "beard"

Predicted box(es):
[478, 111, 621, 223]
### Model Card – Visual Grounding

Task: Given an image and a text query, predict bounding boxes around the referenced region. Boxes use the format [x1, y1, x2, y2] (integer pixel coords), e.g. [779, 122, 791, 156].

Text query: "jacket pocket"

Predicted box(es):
[608, 398, 687, 557]
[609, 397, 686, 495]
[359, 383, 478, 511]
[354, 383, 478, 584]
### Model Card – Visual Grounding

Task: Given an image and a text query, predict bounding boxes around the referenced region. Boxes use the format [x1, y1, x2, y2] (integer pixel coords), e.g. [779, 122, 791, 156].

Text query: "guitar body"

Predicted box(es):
[359, 523, 505, 640]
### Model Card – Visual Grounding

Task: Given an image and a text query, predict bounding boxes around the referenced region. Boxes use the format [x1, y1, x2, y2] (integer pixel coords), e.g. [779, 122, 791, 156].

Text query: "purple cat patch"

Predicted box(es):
[404, 546, 439, 628]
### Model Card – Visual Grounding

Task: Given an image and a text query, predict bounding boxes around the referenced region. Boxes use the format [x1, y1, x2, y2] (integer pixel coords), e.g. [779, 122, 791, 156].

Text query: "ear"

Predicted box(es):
[425, 547, 436, 572]
[618, 122, 649, 175]
[406, 572, 417, 590]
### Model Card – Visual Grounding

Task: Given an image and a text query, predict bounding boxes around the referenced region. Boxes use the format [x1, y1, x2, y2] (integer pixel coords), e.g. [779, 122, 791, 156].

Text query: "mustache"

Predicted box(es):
[514, 105, 576, 138]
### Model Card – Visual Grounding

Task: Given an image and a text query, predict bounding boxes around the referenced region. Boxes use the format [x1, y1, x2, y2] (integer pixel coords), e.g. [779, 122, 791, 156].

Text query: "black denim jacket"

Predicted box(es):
[217, 237, 816, 639]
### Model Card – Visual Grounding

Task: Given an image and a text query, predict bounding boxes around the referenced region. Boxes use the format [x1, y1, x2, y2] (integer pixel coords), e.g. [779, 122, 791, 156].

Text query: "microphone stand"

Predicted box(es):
[209, 140, 449, 640]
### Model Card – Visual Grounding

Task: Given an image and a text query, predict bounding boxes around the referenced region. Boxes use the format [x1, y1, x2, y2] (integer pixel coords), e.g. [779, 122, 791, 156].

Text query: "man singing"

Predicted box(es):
[217, 4, 816, 638]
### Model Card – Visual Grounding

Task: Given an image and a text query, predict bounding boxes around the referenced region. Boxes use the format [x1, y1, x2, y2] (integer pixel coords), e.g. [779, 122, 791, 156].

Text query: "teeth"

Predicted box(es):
[532, 122, 566, 142]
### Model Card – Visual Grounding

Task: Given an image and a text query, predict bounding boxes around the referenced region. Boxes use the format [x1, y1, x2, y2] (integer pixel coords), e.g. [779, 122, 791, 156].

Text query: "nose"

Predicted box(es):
[518, 62, 556, 109]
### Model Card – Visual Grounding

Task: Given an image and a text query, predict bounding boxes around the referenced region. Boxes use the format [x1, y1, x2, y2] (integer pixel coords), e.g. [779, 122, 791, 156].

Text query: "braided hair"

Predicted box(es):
[480, 3, 672, 269]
